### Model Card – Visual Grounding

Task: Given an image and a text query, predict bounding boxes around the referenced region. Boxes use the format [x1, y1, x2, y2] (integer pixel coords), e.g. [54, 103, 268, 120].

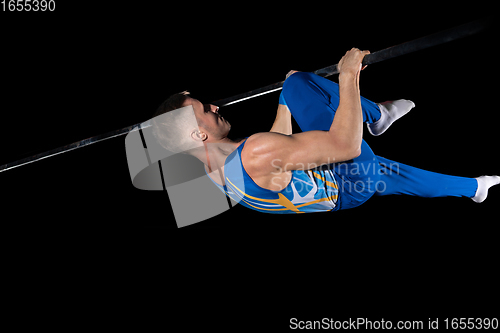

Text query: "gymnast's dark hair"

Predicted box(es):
[152, 90, 191, 118]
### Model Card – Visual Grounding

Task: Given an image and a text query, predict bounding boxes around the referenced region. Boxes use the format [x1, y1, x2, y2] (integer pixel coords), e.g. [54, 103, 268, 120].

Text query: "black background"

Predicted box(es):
[1, 3, 497, 325]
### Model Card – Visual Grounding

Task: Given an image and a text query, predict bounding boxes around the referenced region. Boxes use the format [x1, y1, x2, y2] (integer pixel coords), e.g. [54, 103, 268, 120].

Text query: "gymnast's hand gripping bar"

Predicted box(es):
[0, 17, 491, 173]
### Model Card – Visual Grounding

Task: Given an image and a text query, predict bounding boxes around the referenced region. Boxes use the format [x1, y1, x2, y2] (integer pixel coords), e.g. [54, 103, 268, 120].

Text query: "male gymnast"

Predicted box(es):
[151, 48, 499, 214]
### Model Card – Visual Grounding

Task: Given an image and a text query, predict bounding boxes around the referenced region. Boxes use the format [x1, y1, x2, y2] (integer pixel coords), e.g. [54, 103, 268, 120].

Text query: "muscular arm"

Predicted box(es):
[244, 48, 369, 179]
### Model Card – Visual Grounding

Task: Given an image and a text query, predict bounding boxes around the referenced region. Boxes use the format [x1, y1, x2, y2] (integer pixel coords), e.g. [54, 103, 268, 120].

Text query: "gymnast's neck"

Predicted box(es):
[189, 137, 244, 173]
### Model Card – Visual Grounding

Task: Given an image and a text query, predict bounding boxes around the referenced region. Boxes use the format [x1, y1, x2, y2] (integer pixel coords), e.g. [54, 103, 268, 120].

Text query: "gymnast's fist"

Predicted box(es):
[337, 48, 370, 76]
[285, 70, 300, 80]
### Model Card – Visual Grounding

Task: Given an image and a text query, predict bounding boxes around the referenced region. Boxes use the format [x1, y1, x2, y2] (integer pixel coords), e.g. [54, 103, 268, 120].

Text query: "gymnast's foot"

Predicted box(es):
[472, 176, 500, 203]
[367, 99, 415, 136]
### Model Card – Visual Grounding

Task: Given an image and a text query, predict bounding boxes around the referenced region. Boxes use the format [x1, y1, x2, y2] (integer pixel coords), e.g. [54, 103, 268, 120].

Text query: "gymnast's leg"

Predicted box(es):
[374, 156, 500, 203]
[280, 72, 415, 135]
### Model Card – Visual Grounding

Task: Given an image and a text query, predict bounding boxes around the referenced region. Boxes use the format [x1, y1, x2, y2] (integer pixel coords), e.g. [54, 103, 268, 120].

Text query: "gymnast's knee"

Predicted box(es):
[283, 72, 328, 104]
[282, 72, 314, 93]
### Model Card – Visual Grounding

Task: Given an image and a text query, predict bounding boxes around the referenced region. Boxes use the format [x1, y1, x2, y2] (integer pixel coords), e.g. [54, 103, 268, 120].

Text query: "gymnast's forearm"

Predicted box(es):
[270, 103, 292, 135]
[328, 70, 363, 156]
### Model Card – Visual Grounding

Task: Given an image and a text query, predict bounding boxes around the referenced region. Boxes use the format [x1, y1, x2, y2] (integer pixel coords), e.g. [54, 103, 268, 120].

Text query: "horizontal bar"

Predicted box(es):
[213, 17, 491, 107]
[0, 17, 490, 173]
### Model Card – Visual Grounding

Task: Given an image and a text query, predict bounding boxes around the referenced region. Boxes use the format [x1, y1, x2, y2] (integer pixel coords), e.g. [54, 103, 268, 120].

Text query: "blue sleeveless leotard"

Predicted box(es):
[209, 140, 340, 214]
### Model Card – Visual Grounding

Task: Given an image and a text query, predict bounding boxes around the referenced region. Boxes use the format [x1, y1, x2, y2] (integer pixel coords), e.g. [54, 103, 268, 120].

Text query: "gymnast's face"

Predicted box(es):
[183, 97, 231, 142]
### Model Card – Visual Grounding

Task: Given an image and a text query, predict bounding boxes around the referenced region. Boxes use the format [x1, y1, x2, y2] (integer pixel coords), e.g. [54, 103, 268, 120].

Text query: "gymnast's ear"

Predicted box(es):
[190, 129, 207, 142]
